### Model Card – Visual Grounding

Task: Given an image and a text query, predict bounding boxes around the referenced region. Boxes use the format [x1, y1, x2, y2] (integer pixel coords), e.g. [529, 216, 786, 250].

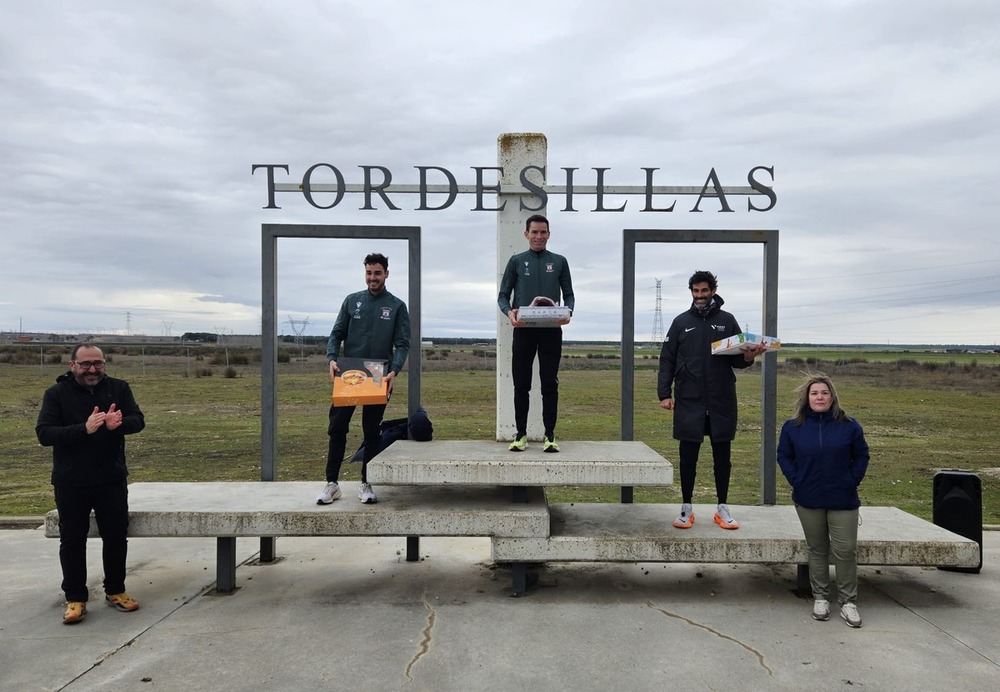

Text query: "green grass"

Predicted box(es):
[3, 347, 998, 522]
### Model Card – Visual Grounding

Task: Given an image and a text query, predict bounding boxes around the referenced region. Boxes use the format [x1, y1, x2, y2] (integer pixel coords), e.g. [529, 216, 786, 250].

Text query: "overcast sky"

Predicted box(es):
[3, 1, 998, 345]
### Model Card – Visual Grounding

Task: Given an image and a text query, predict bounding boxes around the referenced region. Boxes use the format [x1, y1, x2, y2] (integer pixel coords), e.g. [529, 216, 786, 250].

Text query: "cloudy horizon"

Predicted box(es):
[3, 1, 998, 346]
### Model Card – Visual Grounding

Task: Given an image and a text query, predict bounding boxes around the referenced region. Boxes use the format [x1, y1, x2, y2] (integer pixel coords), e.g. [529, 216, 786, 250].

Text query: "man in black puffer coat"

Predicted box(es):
[657, 271, 766, 531]
[36, 343, 145, 624]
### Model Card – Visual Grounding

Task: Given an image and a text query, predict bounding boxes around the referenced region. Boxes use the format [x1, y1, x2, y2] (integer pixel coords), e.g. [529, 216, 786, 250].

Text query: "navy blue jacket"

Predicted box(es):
[36, 372, 145, 488]
[777, 410, 870, 510]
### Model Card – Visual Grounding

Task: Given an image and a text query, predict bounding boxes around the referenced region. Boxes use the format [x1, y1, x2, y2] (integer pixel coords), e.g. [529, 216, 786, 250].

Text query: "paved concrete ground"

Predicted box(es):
[2, 526, 997, 691]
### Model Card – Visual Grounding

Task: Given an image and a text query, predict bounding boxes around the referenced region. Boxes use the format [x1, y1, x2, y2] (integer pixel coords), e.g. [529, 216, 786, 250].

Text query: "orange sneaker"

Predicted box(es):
[672, 503, 694, 529]
[714, 504, 740, 530]
[105, 592, 140, 612]
[63, 601, 87, 624]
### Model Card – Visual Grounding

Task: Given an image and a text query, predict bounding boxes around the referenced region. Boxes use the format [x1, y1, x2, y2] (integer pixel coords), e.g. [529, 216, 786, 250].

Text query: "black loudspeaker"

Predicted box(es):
[933, 470, 982, 573]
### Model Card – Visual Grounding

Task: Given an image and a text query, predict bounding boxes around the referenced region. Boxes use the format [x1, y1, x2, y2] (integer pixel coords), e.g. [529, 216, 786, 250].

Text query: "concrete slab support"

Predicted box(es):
[797, 564, 810, 595]
[511, 562, 528, 596]
[217, 537, 237, 593]
[496, 133, 547, 442]
[260, 536, 276, 563]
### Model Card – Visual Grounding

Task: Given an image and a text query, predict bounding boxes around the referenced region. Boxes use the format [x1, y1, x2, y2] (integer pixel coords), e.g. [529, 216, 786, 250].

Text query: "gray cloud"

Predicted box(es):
[2, 1, 998, 344]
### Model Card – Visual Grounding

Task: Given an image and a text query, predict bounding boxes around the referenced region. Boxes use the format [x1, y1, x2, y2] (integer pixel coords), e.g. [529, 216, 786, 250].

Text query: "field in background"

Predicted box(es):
[2, 343, 998, 522]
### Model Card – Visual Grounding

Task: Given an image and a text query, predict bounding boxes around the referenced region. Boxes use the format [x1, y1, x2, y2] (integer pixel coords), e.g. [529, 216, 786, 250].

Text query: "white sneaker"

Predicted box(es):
[840, 602, 862, 628]
[812, 599, 830, 621]
[672, 503, 694, 529]
[359, 483, 377, 504]
[714, 503, 740, 530]
[316, 482, 342, 505]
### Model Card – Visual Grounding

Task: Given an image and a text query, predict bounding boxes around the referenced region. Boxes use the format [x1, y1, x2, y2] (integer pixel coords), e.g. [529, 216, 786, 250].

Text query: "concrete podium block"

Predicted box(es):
[491, 504, 981, 568]
[44, 482, 550, 539]
[368, 440, 673, 486]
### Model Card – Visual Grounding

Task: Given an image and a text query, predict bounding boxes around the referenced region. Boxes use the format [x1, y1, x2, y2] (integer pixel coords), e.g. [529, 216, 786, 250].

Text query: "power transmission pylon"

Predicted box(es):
[286, 316, 310, 346]
[651, 279, 664, 345]
[284, 316, 310, 362]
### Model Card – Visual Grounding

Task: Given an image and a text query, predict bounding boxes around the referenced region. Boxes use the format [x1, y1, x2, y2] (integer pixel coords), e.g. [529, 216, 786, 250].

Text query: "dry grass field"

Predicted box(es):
[2, 343, 998, 522]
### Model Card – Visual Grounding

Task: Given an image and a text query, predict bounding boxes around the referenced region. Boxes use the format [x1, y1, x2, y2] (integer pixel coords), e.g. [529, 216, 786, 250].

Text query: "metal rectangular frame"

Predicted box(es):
[621, 229, 779, 504]
[261, 224, 422, 483]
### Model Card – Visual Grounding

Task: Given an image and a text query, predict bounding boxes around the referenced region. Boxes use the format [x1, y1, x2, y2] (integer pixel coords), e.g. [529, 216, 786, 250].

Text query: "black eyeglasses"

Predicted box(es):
[75, 360, 106, 369]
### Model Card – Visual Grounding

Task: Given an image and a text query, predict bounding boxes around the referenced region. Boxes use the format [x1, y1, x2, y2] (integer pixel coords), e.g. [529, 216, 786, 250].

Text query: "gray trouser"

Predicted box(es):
[795, 505, 859, 604]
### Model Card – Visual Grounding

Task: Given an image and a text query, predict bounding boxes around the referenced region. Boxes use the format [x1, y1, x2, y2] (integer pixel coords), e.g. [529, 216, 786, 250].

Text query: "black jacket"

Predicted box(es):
[657, 295, 752, 442]
[36, 372, 145, 487]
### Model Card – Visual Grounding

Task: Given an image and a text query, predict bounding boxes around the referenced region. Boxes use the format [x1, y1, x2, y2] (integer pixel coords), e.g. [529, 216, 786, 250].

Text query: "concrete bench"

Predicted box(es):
[43, 441, 979, 599]
[44, 481, 548, 592]
[491, 503, 982, 594]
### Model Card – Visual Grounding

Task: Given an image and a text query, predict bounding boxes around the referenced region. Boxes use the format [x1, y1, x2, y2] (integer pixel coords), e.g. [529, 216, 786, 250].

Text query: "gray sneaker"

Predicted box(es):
[359, 483, 378, 504]
[812, 599, 830, 621]
[673, 503, 695, 529]
[840, 602, 862, 628]
[714, 503, 740, 530]
[316, 482, 342, 505]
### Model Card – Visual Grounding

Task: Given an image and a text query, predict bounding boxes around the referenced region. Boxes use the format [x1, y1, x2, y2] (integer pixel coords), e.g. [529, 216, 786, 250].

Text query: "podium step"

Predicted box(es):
[368, 440, 672, 486]
[491, 503, 981, 567]
[44, 482, 550, 539]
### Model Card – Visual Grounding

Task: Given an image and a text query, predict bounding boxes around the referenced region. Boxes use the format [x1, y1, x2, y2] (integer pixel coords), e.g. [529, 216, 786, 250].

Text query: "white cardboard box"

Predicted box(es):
[711, 332, 781, 355]
[517, 305, 571, 327]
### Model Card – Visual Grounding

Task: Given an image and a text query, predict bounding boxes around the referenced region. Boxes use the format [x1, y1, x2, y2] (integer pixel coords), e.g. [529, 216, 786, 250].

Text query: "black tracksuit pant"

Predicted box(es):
[511, 327, 562, 438]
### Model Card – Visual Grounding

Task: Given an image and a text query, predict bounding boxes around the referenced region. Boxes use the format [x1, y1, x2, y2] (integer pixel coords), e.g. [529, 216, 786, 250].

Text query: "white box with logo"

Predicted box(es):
[711, 332, 781, 355]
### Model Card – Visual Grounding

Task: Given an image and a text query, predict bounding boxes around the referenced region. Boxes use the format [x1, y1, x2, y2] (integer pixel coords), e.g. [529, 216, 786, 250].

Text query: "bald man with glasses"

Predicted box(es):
[36, 343, 145, 624]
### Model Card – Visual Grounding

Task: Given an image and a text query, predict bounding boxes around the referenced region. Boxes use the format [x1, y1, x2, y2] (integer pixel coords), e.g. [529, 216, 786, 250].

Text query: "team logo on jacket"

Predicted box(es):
[711, 324, 726, 332]
[353, 301, 362, 319]
[545, 263, 554, 273]
[523, 260, 530, 276]
[381, 307, 391, 320]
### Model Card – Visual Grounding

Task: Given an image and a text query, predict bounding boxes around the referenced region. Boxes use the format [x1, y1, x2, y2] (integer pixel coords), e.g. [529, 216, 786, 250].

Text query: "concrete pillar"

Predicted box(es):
[496, 133, 547, 441]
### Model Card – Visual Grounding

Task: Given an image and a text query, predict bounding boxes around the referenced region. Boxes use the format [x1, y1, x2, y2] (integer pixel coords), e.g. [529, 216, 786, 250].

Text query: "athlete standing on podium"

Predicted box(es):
[498, 214, 575, 453]
[657, 270, 765, 530]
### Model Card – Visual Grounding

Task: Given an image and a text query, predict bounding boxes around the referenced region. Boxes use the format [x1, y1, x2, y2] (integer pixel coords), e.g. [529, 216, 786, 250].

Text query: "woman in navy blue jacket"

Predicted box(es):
[778, 373, 870, 628]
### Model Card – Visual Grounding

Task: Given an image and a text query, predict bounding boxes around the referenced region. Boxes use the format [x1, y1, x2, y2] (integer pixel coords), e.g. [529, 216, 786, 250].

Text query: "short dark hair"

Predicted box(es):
[525, 214, 549, 231]
[70, 343, 101, 361]
[364, 253, 389, 271]
[688, 270, 718, 291]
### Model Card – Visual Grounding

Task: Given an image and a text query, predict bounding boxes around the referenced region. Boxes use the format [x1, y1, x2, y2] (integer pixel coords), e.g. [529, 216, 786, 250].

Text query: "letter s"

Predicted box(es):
[747, 166, 776, 212]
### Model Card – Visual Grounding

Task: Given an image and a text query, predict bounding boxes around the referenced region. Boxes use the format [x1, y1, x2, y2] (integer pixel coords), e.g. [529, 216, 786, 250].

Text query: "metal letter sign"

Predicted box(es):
[251, 163, 776, 212]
